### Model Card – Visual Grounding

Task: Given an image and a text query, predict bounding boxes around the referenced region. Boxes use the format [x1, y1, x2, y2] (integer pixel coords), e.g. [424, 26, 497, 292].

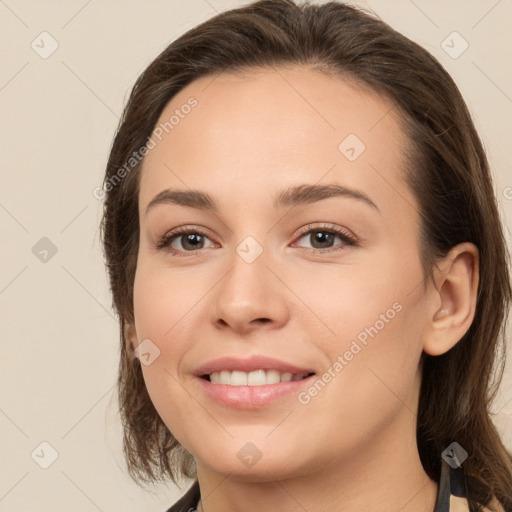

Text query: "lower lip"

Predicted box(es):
[195, 375, 316, 409]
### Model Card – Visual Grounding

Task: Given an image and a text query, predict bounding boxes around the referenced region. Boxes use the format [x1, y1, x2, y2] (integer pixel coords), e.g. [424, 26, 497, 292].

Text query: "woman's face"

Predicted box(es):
[131, 66, 433, 480]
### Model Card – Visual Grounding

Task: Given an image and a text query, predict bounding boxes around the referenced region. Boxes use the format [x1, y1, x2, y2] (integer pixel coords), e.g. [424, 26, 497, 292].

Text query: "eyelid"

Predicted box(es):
[291, 223, 358, 251]
[153, 225, 216, 253]
[294, 222, 356, 241]
[154, 222, 359, 255]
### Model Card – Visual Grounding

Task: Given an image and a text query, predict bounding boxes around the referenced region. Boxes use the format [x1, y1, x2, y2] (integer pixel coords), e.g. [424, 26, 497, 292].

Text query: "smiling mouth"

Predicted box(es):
[201, 369, 316, 386]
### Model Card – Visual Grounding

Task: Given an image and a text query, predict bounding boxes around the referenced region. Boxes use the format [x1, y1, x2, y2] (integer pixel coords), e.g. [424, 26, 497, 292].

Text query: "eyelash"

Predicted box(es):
[154, 223, 359, 257]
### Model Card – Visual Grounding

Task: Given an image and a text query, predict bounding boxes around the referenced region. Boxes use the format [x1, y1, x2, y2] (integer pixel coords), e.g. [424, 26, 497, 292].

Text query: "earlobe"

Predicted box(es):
[422, 243, 479, 357]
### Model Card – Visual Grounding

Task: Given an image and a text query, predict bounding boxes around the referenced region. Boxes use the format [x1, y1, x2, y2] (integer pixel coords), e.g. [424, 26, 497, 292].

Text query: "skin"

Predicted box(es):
[128, 66, 479, 512]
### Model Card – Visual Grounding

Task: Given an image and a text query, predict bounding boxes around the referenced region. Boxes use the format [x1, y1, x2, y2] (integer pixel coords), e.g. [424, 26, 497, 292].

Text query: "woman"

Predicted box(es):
[100, 1, 512, 510]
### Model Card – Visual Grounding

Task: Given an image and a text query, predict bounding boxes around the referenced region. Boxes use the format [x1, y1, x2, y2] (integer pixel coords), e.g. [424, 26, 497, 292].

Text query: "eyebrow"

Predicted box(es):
[145, 183, 379, 214]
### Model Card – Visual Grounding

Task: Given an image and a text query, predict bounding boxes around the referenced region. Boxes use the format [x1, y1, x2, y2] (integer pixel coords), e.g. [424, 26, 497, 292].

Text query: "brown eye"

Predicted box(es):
[173, 232, 207, 251]
[155, 227, 215, 255]
[293, 224, 358, 252]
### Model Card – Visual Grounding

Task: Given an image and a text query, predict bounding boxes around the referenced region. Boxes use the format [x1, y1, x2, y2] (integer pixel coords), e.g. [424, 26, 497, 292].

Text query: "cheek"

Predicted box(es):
[294, 249, 426, 425]
[132, 257, 202, 347]
[286, 242, 422, 347]
[132, 260, 211, 445]
[294, 303, 424, 466]
[315, 284, 426, 432]
[139, 363, 201, 456]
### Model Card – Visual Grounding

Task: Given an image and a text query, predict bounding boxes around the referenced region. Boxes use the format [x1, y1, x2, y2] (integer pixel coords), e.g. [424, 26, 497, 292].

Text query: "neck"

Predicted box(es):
[194, 407, 438, 512]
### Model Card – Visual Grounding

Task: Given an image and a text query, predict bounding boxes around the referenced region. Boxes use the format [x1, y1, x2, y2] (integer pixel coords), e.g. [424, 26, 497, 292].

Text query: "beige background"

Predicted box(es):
[1, 0, 511, 510]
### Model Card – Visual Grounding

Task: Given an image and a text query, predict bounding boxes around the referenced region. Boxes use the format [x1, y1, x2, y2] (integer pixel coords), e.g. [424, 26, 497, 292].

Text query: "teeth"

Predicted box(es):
[230, 371, 247, 386]
[207, 369, 310, 386]
[266, 369, 281, 384]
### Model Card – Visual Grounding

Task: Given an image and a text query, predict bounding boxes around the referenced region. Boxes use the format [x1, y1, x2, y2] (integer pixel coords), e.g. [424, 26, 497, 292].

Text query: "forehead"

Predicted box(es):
[138, 66, 415, 220]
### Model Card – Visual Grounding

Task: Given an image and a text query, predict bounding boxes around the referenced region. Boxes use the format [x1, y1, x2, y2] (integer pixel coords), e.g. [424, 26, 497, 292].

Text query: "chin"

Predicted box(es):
[199, 455, 306, 483]
[191, 435, 315, 482]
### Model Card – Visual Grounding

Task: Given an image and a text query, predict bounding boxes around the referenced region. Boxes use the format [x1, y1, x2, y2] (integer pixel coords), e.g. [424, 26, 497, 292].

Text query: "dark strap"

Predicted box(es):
[164, 480, 200, 512]
[433, 458, 468, 512]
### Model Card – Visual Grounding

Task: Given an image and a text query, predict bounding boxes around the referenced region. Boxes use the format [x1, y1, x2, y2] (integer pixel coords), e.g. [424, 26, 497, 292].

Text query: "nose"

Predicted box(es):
[210, 245, 289, 335]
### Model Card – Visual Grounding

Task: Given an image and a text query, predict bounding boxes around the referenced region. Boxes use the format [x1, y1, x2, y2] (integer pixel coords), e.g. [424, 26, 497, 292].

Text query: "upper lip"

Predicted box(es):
[194, 355, 316, 376]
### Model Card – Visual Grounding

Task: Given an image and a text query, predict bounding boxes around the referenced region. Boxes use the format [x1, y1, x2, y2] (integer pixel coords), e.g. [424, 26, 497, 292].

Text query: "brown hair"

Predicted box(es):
[100, 0, 512, 508]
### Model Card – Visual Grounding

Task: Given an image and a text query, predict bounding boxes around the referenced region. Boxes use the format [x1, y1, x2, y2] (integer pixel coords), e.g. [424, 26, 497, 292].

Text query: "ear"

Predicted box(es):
[422, 242, 479, 356]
